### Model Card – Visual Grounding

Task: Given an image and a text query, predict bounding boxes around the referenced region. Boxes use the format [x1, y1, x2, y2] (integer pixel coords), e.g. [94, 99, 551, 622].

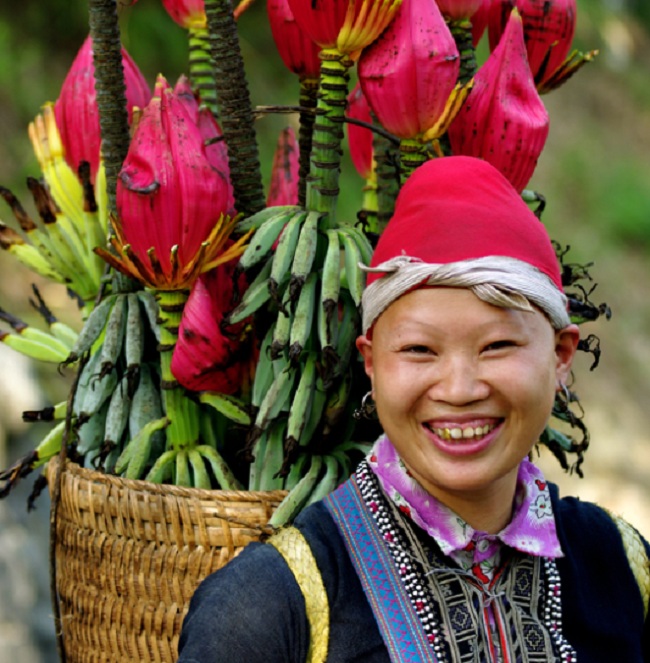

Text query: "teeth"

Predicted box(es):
[432, 423, 494, 442]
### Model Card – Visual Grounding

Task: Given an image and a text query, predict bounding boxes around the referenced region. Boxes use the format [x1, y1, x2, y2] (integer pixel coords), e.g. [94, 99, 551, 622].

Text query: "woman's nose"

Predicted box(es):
[427, 356, 490, 405]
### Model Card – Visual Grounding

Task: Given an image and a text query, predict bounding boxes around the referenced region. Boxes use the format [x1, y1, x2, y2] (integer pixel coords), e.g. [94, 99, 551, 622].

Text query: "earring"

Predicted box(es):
[558, 382, 571, 403]
[353, 391, 376, 420]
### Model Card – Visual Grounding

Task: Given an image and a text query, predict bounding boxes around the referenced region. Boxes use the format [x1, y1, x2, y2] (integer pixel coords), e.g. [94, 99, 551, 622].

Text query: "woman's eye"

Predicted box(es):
[483, 340, 515, 352]
[403, 345, 432, 354]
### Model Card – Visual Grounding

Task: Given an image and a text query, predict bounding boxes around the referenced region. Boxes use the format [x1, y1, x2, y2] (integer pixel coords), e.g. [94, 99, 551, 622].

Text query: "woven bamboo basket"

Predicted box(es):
[47, 456, 287, 663]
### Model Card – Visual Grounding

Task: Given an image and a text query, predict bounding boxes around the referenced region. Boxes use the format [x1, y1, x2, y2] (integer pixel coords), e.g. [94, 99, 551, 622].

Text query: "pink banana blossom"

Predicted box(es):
[346, 83, 374, 181]
[448, 8, 549, 192]
[267, 127, 300, 207]
[358, 0, 462, 141]
[287, 0, 403, 60]
[268, 0, 321, 78]
[434, 0, 483, 20]
[53, 36, 151, 185]
[487, 0, 595, 91]
[96, 75, 249, 290]
[171, 257, 253, 393]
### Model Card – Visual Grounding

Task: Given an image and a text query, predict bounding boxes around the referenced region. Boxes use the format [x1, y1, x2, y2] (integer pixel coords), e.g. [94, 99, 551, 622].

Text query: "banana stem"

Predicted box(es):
[87, 0, 130, 219]
[204, 0, 265, 218]
[449, 19, 477, 86]
[398, 138, 429, 186]
[188, 26, 219, 119]
[156, 289, 200, 450]
[305, 49, 352, 228]
[298, 77, 319, 209]
[372, 128, 399, 232]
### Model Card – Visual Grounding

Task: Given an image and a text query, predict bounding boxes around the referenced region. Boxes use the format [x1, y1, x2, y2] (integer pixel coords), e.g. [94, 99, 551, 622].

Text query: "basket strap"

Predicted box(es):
[269, 526, 330, 663]
[606, 509, 650, 619]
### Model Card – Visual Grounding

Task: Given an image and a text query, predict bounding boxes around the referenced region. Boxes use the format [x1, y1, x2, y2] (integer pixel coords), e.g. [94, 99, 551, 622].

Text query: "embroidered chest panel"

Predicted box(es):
[354, 462, 577, 663]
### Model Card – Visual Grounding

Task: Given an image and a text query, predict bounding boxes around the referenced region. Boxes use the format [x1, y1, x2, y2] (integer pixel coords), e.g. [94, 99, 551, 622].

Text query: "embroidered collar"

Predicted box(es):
[367, 435, 564, 562]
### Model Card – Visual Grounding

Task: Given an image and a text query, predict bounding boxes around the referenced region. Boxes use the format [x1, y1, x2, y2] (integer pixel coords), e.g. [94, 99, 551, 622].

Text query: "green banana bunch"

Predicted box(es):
[229, 204, 376, 517]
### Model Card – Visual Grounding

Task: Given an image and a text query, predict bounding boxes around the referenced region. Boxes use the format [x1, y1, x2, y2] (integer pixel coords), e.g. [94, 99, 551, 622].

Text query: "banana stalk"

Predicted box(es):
[188, 26, 219, 118]
[448, 18, 478, 85]
[305, 50, 352, 226]
[87, 0, 130, 217]
[297, 77, 319, 208]
[398, 138, 431, 185]
[204, 0, 265, 217]
[155, 290, 200, 450]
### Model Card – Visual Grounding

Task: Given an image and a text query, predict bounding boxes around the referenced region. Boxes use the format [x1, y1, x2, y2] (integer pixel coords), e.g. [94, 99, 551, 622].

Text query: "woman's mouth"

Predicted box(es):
[424, 421, 498, 442]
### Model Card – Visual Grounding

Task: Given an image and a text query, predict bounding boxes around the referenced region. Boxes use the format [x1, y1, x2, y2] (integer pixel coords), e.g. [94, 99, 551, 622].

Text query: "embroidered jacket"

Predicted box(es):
[178, 471, 650, 662]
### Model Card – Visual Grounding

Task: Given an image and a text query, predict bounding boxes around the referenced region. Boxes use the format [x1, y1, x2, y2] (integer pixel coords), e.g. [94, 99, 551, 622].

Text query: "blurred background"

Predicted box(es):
[0, 0, 649, 660]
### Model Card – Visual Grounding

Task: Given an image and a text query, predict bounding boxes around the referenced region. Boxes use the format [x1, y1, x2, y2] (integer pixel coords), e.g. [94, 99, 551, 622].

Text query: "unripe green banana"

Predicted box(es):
[175, 449, 192, 487]
[188, 447, 212, 489]
[282, 452, 309, 492]
[119, 417, 169, 480]
[198, 391, 251, 426]
[136, 290, 161, 343]
[227, 262, 274, 324]
[76, 401, 109, 457]
[238, 209, 294, 271]
[251, 325, 277, 410]
[103, 375, 132, 449]
[270, 294, 293, 360]
[289, 211, 322, 300]
[342, 224, 374, 266]
[337, 228, 365, 306]
[305, 454, 341, 507]
[0, 330, 69, 363]
[100, 295, 127, 373]
[235, 204, 301, 233]
[125, 293, 144, 371]
[145, 448, 177, 484]
[286, 352, 318, 450]
[288, 272, 318, 362]
[254, 362, 297, 430]
[196, 444, 243, 490]
[66, 294, 117, 362]
[269, 210, 307, 295]
[258, 420, 286, 491]
[269, 454, 323, 527]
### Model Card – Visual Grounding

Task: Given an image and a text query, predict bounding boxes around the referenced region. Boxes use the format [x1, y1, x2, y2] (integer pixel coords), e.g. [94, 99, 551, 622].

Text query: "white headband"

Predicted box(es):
[361, 255, 570, 334]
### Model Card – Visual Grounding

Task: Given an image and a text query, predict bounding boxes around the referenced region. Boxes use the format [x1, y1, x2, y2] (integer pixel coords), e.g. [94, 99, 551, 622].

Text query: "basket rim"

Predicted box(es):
[47, 456, 288, 502]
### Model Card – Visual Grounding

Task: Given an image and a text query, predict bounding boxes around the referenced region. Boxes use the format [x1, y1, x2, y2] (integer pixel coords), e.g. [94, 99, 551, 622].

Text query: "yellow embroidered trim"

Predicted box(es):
[269, 526, 330, 663]
[606, 509, 650, 619]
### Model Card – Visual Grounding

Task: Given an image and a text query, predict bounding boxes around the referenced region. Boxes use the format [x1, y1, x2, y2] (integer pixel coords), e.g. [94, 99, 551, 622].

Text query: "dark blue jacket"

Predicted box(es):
[178, 484, 650, 662]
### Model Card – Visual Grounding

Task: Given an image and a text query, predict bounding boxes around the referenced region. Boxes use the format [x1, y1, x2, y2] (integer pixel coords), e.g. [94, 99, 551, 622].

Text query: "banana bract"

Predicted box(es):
[267, 127, 300, 207]
[54, 35, 151, 186]
[162, 0, 207, 29]
[171, 257, 254, 394]
[346, 83, 374, 181]
[288, 0, 403, 59]
[358, 0, 460, 140]
[268, 0, 321, 78]
[97, 75, 247, 291]
[448, 8, 549, 194]
[487, 0, 576, 89]
[434, 0, 483, 20]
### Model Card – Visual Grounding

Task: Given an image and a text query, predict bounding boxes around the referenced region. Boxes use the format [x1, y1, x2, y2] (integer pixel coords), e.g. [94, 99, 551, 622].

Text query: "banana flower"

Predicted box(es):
[287, 0, 403, 60]
[267, 127, 300, 207]
[448, 8, 549, 193]
[487, 0, 595, 92]
[434, 0, 483, 20]
[54, 36, 151, 185]
[346, 83, 374, 181]
[96, 75, 249, 291]
[357, 0, 461, 141]
[171, 257, 253, 393]
[268, 0, 321, 78]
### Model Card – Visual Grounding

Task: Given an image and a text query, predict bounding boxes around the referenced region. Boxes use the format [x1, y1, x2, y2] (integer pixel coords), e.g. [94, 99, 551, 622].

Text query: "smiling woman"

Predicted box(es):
[177, 156, 650, 663]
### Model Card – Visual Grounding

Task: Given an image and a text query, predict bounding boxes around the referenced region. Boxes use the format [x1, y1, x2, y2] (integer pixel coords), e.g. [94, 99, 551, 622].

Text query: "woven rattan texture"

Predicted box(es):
[48, 457, 286, 663]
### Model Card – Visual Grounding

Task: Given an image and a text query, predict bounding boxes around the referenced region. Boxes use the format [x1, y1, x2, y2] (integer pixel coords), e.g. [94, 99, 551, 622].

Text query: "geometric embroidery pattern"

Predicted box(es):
[326, 462, 578, 663]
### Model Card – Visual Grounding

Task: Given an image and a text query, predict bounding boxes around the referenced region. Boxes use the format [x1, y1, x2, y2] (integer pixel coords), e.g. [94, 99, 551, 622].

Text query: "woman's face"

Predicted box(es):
[356, 287, 579, 521]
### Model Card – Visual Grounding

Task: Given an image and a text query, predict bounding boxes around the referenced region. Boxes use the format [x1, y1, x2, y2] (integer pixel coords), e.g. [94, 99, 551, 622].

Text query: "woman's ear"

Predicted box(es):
[555, 324, 580, 384]
[356, 335, 374, 381]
